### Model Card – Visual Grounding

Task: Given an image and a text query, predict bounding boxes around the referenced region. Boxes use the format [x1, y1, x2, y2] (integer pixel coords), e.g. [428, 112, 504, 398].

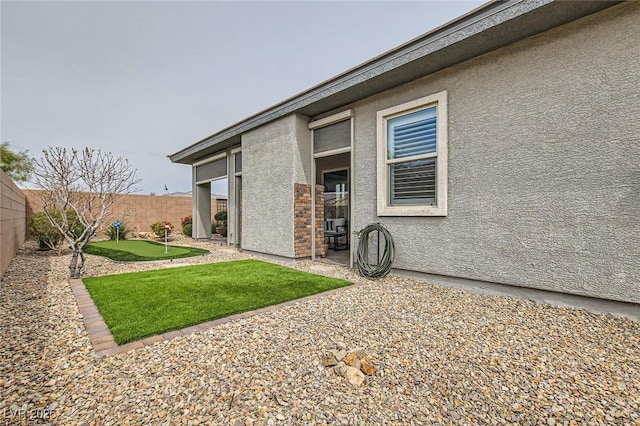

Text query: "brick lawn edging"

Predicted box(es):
[70, 277, 360, 358]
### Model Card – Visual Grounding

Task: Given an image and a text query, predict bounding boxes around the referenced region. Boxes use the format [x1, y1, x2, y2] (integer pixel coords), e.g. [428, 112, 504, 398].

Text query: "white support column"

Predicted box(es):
[194, 182, 211, 239]
[227, 154, 235, 246]
[349, 116, 355, 269]
[192, 165, 197, 238]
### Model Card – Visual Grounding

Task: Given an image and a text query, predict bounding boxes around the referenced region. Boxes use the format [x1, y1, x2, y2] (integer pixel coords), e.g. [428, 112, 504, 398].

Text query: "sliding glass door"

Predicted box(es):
[323, 169, 349, 222]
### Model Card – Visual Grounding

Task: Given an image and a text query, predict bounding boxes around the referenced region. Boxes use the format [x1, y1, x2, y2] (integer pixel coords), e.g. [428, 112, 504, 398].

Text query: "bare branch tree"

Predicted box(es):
[33, 147, 141, 278]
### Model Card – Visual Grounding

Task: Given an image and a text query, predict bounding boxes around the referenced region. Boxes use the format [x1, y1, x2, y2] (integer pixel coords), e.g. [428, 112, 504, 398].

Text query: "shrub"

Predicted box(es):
[214, 210, 228, 235]
[28, 209, 85, 250]
[150, 221, 174, 237]
[211, 223, 217, 234]
[181, 215, 192, 228]
[214, 210, 227, 222]
[104, 221, 131, 241]
[183, 223, 193, 237]
[28, 211, 63, 250]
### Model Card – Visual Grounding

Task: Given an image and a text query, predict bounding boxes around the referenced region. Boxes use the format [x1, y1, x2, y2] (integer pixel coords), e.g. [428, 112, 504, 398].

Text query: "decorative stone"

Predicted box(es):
[336, 342, 347, 351]
[343, 352, 358, 366]
[334, 362, 348, 377]
[6, 230, 637, 425]
[321, 351, 338, 367]
[360, 358, 376, 376]
[344, 366, 365, 386]
[349, 348, 366, 359]
[330, 349, 347, 362]
[351, 359, 361, 371]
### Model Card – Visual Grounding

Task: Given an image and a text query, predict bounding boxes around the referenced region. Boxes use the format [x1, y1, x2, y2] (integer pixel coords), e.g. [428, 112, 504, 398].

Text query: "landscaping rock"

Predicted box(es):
[343, 352, 358, 366]
[322, 345, 376, 385]
[1, 238, 638, 425]
[330, 349, 346, 362]
[360, 358, 376, 376]
[320, 351, 338, 367]
[334, 362, 348, 377]
[348, 348, 365, 360]
[344, 366, 365, 387]
[350, 359, 361, 371]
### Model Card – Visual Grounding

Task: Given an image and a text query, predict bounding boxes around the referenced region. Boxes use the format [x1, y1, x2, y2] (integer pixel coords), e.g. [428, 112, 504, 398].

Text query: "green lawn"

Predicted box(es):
[83, 259, 352, 344]
[83, 240, 209, 261]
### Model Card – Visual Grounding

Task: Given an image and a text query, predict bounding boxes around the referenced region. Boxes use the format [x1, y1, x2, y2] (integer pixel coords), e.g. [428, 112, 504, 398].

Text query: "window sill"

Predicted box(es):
[377, 204, 447, 217]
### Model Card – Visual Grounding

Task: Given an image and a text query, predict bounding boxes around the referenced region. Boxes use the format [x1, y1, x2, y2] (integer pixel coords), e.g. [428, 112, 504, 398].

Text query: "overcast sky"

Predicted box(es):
[2, 0, 483, 195]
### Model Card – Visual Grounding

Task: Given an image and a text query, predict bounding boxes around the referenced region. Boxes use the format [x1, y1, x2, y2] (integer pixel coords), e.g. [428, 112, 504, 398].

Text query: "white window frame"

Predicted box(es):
[376, 91, 448, 216]
[231, 147, 242, 177]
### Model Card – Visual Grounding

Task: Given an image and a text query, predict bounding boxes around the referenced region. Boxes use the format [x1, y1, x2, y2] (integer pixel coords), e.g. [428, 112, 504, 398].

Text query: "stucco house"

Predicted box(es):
[169, 1, 639, 304]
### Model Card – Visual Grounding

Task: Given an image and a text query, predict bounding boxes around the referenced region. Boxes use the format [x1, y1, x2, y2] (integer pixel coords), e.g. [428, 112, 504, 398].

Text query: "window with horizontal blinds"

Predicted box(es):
[387, 107, 438, 206]
[376, 90, 447, 216]
[390, 158, 436, 205]
[388, 107, 437, 159]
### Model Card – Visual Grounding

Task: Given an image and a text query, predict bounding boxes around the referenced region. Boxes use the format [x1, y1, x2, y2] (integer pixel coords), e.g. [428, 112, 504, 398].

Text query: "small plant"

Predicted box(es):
[28, 211, 63, 250]
[214, 210, 228, 237]
[181, 215, 192, 228]
[181, 215, 193, 236]
[214, 210, 227, 223]
[183, 223, 193, 237]
[104, 221, 131, 241]
[150, 221, 174, 238]
[28, 209, 85, 251]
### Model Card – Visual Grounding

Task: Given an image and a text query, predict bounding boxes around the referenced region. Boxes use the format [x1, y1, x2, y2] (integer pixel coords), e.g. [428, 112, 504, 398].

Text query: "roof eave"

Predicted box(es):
[169, 0, 620, 165]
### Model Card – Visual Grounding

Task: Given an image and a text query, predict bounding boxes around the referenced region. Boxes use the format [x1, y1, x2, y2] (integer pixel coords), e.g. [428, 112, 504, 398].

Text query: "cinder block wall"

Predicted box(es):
[0, 171, 27, 279]
[24, 190, 220, 236]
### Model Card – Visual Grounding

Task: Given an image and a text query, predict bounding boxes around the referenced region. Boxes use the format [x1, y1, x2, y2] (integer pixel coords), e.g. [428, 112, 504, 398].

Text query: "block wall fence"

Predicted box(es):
[23, 190, 221, 235]
[0, 171, 27, 279]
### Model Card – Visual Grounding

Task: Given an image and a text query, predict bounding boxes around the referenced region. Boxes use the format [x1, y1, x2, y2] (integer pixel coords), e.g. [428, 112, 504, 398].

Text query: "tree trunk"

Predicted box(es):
[69, 245, 84, 278]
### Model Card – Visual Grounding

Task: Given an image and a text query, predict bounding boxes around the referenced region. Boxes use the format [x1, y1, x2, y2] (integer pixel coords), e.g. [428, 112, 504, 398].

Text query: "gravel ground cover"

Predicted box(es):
[1, 238, 639, 425]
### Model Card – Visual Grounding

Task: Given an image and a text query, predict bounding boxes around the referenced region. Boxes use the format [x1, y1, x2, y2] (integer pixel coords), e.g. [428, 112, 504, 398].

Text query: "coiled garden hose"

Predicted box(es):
[355, 223, 395, 279]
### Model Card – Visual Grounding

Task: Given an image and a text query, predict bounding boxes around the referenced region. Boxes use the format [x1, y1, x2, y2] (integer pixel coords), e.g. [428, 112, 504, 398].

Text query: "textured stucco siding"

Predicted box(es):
[0, 171, 26, 279]
[352, 2, 640, 303]
[293, 115, 312, 185]
[241, 115, 311, 257]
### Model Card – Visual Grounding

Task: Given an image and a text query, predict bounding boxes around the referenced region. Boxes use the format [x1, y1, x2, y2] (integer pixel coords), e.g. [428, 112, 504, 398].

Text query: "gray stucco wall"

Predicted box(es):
[241, 114, 310, 257]
[293, 114, 311, 185]
[352, 2, 640, 303]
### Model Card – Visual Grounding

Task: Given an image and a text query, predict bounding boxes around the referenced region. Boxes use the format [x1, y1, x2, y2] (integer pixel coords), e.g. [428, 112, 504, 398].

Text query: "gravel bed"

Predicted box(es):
[1, 239, 639, 425]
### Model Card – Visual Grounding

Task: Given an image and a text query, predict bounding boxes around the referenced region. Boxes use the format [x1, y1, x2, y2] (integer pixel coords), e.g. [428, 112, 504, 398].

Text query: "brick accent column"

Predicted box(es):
[294, 183, 326, 258]
[314, 184, 326, 257]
